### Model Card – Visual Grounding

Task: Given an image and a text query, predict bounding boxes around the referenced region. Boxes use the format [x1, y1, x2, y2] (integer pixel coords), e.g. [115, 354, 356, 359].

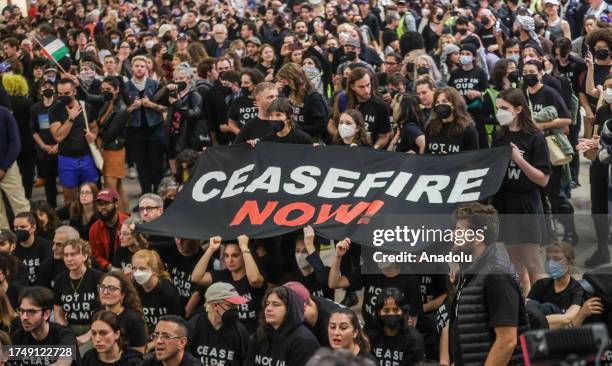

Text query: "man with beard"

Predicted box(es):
[11, 287, 80, 366]
[140, 315, 201, 366]
[89, 188, 129, 272]
[442, 203, 528, 366]
[13, 212, 52, 285]
[49, 78, 100, 205]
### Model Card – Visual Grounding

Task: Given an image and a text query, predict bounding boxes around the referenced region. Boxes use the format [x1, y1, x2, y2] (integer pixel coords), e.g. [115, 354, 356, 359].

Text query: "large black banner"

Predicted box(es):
[137, 142, 511, 245]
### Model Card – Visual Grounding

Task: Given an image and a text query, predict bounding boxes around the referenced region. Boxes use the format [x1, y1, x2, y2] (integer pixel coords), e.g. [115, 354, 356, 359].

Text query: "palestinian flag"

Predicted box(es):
[40, 36, 69, 63]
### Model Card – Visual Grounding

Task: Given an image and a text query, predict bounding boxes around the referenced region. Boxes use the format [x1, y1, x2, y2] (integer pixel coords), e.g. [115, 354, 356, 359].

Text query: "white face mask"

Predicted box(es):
[235, 49, 245, 58]
[604, 88, 612, 104]
[144, 40, 156, 50]
[295, 253, 310, 269]
[496, 108, 515, 126]
[133, 269, 153, 285]
[338, 123, 356, 139]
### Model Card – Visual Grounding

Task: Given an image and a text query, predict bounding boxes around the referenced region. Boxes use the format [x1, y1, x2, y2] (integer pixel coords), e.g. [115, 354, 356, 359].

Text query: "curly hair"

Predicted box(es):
[2, 73, 28, 97]
[426, 86, 474, 137]
[452, 202, 499, 246]
[99, 272, 144, 317]
[587, 27, 612, 49]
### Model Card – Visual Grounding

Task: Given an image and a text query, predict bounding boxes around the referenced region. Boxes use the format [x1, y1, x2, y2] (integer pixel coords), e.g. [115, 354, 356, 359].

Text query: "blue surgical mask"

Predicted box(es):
[460, 55, 473, 65]
[544, 260, 567, 279]
[507, 54, 520, 63]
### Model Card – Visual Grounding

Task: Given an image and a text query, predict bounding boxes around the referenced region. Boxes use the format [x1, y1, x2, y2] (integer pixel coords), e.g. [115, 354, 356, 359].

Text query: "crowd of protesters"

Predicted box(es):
[0, 0, 612, 364]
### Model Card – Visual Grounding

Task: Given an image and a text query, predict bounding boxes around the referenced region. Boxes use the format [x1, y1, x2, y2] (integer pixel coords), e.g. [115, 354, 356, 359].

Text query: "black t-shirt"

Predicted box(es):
[582, 63, 612, 110]
[527, 84, 570, 120]
[492, 130, 551, 193]
[448, 66, 489, 97]
[557, 56, 587, 96]
[477, 26, 497, 49]
[418, 274, 451, 313]
[346, 271, 423, 330]
[48, 100, 91, 156]
[116, 308, 147, 348]
[53, 268, 103, 325]
[111, 246, 136, 272]
[11, 322, 80, 365]
[357, 96, 392, 139]
[261, 128, 314, 144]
[425, 123, 479, 154]
[136, 278, 183, 333]
[395, 123, 424, 153]
[528, 277, 584, 312]
[368, 327, 425, 366]
[211, 270, 267, 333]
[308, 296, 341, 346]
[227, 96, 257, 128]
[595, 103, 612, 128]
[382, 27, 399, 49]
[15, 237, 53, 285]
[234, 117, 273, 144]
[36, 257, 67, 289]
[30, 101, 57, 159]
[159, 246, 204, 308]
[81, 347, 143, 366]
[450, 274, 520, 365]
[187, 312, 250, 366]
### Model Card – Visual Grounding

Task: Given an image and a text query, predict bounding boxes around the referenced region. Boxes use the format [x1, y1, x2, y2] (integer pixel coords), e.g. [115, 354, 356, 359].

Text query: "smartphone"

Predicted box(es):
[288, 42, 302, 51]
[495, 19, 501, 32]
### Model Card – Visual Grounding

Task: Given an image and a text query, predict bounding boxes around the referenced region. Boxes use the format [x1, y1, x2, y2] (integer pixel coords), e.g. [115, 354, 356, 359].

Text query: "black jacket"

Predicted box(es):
[248, 290, 319, 366]
[95, 98, 128, 151]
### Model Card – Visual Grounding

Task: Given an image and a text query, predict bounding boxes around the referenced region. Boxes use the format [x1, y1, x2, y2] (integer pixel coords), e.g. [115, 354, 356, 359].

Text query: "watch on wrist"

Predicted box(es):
[242, 248, 251, 254]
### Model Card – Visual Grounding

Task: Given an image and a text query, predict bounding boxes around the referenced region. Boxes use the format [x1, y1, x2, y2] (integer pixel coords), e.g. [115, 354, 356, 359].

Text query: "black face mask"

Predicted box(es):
[595, 49, 610, 60]
[58, 95, 72, 106]
[523, 73, 539, 87]
[434, 104, 453, 119]
[481, 16, 490, 26]
[222, 86, 232, 94]
[406, 63, 415, 73]
[399, 10, 406, 16]
[241, 87, 250, 95]
[457, 28, 467, 35]
[128, 41, 137, 50]
[102, 91, 114, 101]
[344, 51, 357, 62]
[513, 30, 521, 38]
[380, 315, 403, 329]
[282, 85, 291, 97]
[222, 308, 239, 326]
[163, 198, 174, 209]
[272, 120, 285, 132]
[15, 229, 29, 243]
[508, 69, 520, 84]
[436, 13, 444, 21]
[176, 81, 188, 91]
[416, 66, 429, 75]
[42, 89, 54, 98]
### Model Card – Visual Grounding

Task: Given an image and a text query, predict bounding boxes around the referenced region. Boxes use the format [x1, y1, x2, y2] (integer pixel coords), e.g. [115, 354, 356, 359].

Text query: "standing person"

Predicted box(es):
[424, 87, 479, 154]
[368, 287, 425, 365]
[95, 76, 129, 212]
[187, 282, 250, 365]
[98, 272, 147, 353]
[248, 286, 319, 366]
[53, 239, 103, 338]
[11, 287, 80, 366]
[82, 310, 143, 365]
[3, 73, 34, 199]
[543, 0, 571, 40]
[125, 55, 166, 195]
[276, 62, 330, 141]
[444, 203, 528, 366]
[192, 235, 265, 334]
[492, 88, 551, 295]
[131, 249, 182, 334]
[345, 67, 391, 149]
[225, 68, 263, 135]
[30, 79, 59, 208]
[139, 316, 202, 366]
[327, 307, 376, 361]
[234, 82, 279, 144]
[89, 189, 129, 272]
[36, 225, 79, 289]
[0, 104, 29, 230]
[49, 78, 99, 205]
[12, 212, 52, 285]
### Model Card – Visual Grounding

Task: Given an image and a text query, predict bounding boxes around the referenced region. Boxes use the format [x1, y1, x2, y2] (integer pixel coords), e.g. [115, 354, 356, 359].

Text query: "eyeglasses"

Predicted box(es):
[385, 61, 398, 65]
[150, 332, 184, 341]
[138, 206, 161, 212]
[17, 308, 43, 317]
[98, 284, 120, 293]
[80, 191, 93, 195]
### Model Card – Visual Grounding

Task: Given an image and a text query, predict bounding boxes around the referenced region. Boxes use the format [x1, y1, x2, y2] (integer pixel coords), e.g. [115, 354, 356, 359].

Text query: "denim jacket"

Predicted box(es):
[126, 78, 164, 128]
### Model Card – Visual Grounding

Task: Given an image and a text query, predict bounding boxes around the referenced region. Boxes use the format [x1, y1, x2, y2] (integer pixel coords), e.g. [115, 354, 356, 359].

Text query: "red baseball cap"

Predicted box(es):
[283, 281, 311, 302]
[96, 188, 119, 203]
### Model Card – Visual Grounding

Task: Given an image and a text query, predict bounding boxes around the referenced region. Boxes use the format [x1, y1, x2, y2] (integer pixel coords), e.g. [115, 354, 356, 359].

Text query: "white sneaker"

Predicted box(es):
[128, 167, 138, 179]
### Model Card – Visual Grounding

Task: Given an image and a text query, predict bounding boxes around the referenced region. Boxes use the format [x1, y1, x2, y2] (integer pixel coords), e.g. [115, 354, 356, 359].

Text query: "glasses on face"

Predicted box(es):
[150, 332, 184, 341]
[98, 284, 120, 293]
[17, 308, 43, 317]
[138, 206, 160, 213]
[80, 190, 93, 196]
[385, 61, 398, 65]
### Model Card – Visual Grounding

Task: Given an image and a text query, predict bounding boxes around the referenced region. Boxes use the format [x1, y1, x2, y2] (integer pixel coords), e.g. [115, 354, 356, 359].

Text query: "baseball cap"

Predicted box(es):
[0, 229, 16, 244]
[41, 78, 55, 87]
[460, 42, 478, 56]
[177, 32, 188, 41]
[246, 36, 262, 46]
[205, 282, 248, 304]
[158, 24, 174, 38]
[96, 188, 119, 203]
[345, 37, 361, 48]
[543, 0, 560, 5]
[283, 282, 311, 302]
